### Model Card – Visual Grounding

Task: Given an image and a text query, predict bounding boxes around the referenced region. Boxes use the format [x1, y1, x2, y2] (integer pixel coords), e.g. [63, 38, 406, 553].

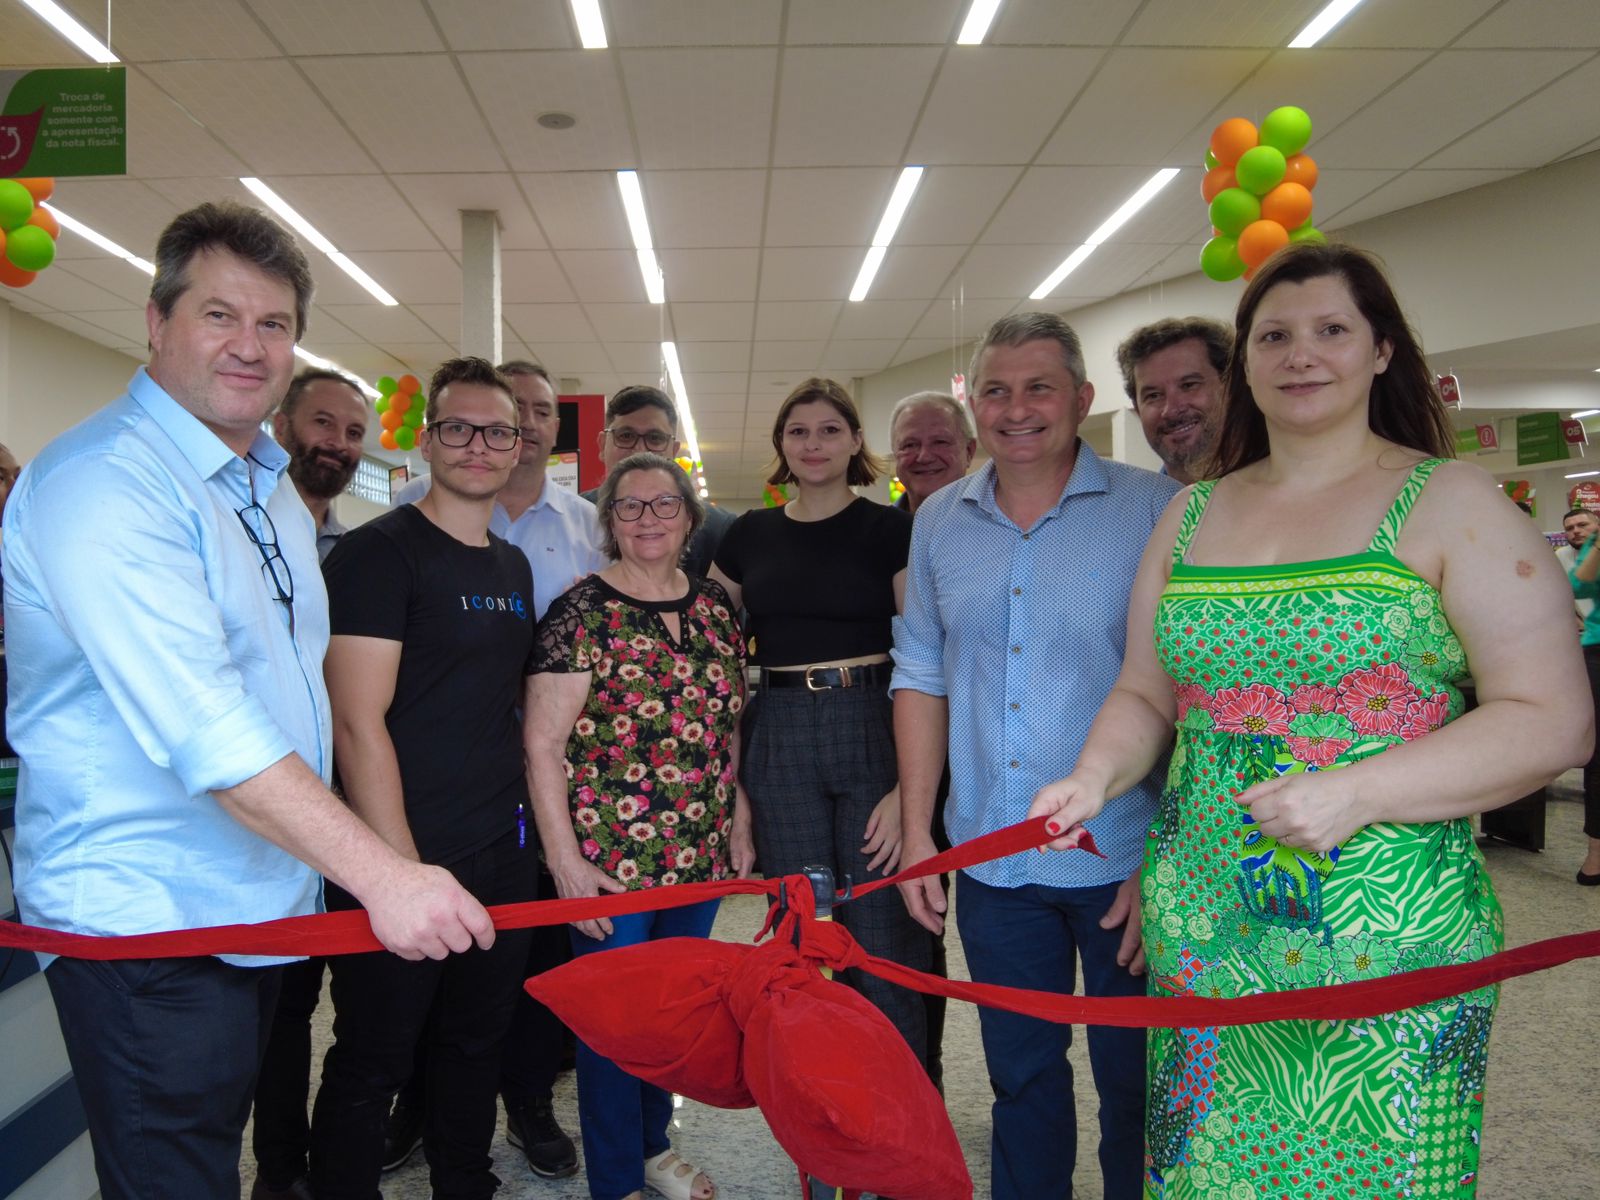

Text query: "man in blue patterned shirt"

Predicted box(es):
[892, 312, 1181, 1200]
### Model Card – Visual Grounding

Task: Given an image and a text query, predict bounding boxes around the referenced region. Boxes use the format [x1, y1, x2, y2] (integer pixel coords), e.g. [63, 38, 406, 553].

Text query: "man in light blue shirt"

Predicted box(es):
[5, 201, 493, 1200]
[394, 360, 605, 619]
[892, 313, 1181, 1200]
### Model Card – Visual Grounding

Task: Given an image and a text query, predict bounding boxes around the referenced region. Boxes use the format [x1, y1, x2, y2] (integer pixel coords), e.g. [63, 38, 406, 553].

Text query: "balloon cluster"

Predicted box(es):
[674, 455, 695, 475]
[763, 483, 788, 508]
[0, 177, 60, 288]
[375, 374, 423, 451]
[1199, 107, 1325, 282]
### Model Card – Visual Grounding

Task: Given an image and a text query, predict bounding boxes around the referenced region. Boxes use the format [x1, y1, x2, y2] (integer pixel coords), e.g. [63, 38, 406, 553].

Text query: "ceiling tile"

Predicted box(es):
[555, 250, 650, 302]
[684, 371, 752, 395]
[1455, 0, 1600, 48]
[1321, 0, 1499, 48]
[299, 55, 504, 174]
[757, 247, 859, 301]
[345, 252, 464, 306]
[584, 302, 672, 341]
[251, 175, 439, 252]
[609, 0, 782, 46]
[952, 244, 1058, 299]
[892, 337, 963, 368]
[869, 245, 966, 300]
[1299, 168, 1407, 228]
[754, 301, 843, 341]
[402, 174, 548, 251]
[1311, 50, 1591, 170]
[1120, 0, 1319, 48]
[503, 251, 578, 302]
[373, 342, 459, 373]
[39, 257, 152, 306]
[523, 172, 631, 249]
[1424, 57, 1600, 169]
[320, 304, 444, 342]
[144, 59, 379, 176]
[831, 299, 928, 341]
[606, 342, 669, 372]
[526, 341, 615, 373]
[407, 304, 463, 344]
[679, 343, 752, 373]
[785, 0, 964, 44]
[911, 296, 1016, 340]
[989, 0, 1146, 45]
[14, 264, 142, 313]
[433, 0, 574, 49]
[250, 0, 444, 54]
[124, 73, 249, 178]
[818, 340, 902, 373]
[669, 302, 755, 341]
[466, 51, 634, 172]
[1041, 241, 1182, 304]
[750, 340, 827, 371]
[60, 0, 280, 59]
[765, 168, 895, 247]
[658, 248, 761, 302]
[1327, 169, 1523, 229]
[894, 166, 1023, 245]
[908, 48, 1104, 165]
[774, 47, 940, 167]
[644, 171, 767, 249]
[981, 166, 1164, 245]
[623, 48, 779, 170]
[505, 303, 596, 342]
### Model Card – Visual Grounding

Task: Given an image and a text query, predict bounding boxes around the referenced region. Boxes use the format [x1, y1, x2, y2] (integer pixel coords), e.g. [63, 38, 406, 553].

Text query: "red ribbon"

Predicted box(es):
[3, 816, 1594, 1029]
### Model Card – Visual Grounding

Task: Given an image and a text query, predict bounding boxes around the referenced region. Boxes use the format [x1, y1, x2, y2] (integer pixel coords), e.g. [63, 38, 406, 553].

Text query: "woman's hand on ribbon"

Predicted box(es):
[548, 850, 630, 940]
[1027, 774, 1107, 853]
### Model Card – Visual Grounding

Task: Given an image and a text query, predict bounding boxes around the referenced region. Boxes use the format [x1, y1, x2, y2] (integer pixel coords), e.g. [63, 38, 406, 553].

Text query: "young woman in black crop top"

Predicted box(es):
[711, 377, 932, 1071]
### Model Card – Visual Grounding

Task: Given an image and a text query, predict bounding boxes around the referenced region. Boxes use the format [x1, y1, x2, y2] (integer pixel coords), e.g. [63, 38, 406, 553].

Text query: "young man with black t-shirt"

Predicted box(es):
[308, 358, 539, 1200]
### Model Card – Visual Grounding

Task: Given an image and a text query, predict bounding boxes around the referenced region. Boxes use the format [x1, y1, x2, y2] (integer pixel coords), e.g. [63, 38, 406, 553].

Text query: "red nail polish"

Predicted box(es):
[1046, 821, 1059, 835]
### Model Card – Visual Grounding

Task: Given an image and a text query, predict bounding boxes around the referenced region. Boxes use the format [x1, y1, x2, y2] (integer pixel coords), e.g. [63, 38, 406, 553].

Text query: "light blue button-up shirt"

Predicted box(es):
[6, 367, 330, 965]
[891, 442, 1181, 888]
[394, 473, 606, 620]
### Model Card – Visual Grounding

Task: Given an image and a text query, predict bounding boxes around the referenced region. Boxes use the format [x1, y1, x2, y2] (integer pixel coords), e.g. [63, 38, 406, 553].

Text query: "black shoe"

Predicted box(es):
[380, 1096, 424, 1173]
[506, 1098, 578, 1179]
[250, 1177, 313, 1200]
[1579, 868, 1600, 886]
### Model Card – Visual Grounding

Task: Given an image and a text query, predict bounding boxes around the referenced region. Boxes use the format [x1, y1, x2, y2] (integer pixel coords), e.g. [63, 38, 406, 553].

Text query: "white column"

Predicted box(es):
[459, 210, 502, 364]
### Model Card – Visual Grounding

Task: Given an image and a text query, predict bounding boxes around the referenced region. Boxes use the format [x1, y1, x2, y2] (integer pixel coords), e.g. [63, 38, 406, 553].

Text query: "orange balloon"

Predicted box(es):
[1209, 118, 1258, 168]
[397, 374, 421, 395]
[1260, 182, 1313, 230]
[389, 392, 411, 414]
[381, 408, 404, 431]
[25, 206, 59, 239]
[379, 428, 399, 451]
[1282, 153, 1318, 191]
[14, 178, 53, 203]
[0, 255, 37, 288]
[1237, 219, 1290, 269]
[1201, 166, 1237, 204]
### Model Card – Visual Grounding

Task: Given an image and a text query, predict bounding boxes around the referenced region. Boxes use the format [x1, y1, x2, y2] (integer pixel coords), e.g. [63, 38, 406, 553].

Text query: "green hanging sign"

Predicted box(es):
[1515, 412, 1568, 466]
[0, 67, 126, 178]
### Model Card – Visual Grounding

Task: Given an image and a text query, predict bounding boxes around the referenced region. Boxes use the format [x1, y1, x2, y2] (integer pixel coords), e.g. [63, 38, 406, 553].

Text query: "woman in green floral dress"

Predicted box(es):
[1029, 243, 1589, 1199]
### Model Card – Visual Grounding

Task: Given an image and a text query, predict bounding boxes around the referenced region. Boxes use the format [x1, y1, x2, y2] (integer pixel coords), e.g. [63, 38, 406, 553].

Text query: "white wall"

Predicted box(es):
[0, 305, 141, 459]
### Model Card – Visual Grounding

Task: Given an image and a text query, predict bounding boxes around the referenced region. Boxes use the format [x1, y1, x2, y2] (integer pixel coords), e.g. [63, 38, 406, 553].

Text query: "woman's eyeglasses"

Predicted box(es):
[609, 495, 685, 522]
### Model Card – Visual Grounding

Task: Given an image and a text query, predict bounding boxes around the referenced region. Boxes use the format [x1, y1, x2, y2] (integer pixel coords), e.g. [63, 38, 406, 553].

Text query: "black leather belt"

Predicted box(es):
[764, 662, 892, 691]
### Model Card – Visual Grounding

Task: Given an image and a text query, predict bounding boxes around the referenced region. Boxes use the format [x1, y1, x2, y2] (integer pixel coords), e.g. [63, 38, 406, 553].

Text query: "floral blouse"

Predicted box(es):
[531, 574, 745, 889]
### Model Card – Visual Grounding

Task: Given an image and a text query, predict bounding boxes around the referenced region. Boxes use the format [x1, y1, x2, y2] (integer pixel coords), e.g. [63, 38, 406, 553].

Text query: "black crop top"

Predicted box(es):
[714, 497, 911, 668]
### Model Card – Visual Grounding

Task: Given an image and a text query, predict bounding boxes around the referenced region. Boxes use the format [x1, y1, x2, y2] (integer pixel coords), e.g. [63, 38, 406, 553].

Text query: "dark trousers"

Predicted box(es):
[251, 955, 325, 1186]
[741, 684, 932, 1067]
[955, 871, 1146, 1200]
[1584, 645, 1600, 838]
[309, 833, 535, 1200]
[47, 954, 283, 1200]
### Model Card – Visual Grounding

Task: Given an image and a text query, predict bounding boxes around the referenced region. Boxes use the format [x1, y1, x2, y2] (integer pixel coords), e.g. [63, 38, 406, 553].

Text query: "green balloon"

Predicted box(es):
[403, 406, 424, 428]
[1208, 187, 1261, 237]
[376, 375, 398, 396]
[0, 180, 33, 232]
[394, 425, 417, 451]
[1203, 148, 1219, 171]
[374, 395, 390, 414]
[1288, 223, 1327, 245]
[1260, 105, 1313, 156]
[1234, 145, 1287, 195]
[5, 223, 55, 271]
[1200, 235, 1245, 282]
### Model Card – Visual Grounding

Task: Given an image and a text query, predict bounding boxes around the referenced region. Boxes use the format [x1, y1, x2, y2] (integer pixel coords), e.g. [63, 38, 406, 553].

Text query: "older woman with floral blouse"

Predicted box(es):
[525, 453, 754, 1200]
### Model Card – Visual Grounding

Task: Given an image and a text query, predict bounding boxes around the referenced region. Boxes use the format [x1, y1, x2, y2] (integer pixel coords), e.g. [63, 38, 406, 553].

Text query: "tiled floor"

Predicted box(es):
[248, 786, 1600, 1199]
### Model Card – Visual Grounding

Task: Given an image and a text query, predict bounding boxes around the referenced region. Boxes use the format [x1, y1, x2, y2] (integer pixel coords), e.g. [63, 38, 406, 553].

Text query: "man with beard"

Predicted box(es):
[1115, 317, 1231, 484]
[249, 368, 370, 1198]
[273, 369, 369, 561]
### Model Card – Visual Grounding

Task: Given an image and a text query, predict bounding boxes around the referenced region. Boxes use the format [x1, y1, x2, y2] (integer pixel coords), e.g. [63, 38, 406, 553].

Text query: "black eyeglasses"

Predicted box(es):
[610, 495, 685, 522]
[236, 501, 295, 635]
[603, 426, 674, 453]
[429, 420, 521, 451]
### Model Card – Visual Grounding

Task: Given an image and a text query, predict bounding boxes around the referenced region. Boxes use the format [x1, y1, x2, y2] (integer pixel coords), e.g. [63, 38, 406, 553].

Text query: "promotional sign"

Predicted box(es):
[547, 452, 580, 493]
[0, 67, 126, 177]
[1455, 424, 1497, 455]
[1437, 373, 1461, 408]
[1569, 481, 1600, 510]
[1562, 419, 1589, 448]
[1516, 413, 1568, 465]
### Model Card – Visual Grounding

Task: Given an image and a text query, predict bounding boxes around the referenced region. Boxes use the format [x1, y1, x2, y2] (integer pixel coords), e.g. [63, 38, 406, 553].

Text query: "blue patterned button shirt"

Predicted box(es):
[6, 368, 330, 965]
[891, 441, 1181, 887]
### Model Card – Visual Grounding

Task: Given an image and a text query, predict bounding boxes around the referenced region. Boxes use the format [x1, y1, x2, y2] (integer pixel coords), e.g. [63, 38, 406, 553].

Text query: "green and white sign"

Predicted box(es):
[1515, 412, 1568, 466]
[0, 67, 126, 178]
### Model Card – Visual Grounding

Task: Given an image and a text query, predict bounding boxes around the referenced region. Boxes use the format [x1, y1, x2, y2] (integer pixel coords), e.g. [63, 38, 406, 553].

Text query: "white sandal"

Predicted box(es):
[643, 1148, 716, 1200]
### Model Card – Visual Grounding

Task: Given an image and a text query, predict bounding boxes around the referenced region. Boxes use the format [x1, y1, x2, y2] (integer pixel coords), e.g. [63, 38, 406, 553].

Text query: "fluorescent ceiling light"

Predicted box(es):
[1289, 0, 1366, 48]
[956, 0, 1004, 45]
[1566, 470, 1600, 479]
[570, 0, 608, 49]
[239, 177, 397, 306]
[849, 166, 924, 303]
[617, 170, 665, 304]
[1572, 409, 1600, 419]
[42, 203, 154, 273]
[18, 0, 118, 62]
[661, 341, 703, 467]
[1029, 168, 1180, 300]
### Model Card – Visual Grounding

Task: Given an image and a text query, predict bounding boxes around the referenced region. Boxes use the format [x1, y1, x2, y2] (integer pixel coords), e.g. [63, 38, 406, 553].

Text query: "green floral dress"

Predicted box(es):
[1145, 460, 1502, 1200]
